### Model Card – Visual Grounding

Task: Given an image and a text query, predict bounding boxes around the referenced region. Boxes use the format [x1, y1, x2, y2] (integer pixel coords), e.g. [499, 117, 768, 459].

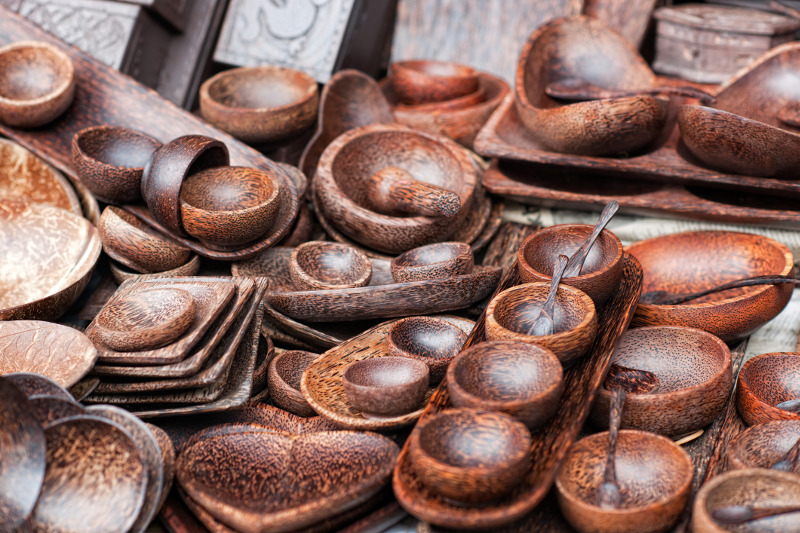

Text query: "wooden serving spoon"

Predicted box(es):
[546, 79, 716, 105]
[712, 504, 800, 525]
[639, 275, 800, 306]
[597, 386, 626, 509]
[563, 201, 619, 278]
[366, 166, 461, 218]
[604, 363, 659, 394]
[772, 436, 800, 472]
[528, 255, 569, 336]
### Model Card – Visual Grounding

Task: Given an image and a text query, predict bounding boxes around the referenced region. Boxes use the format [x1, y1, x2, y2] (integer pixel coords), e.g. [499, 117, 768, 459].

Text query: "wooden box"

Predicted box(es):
[653, 3, 800, 84]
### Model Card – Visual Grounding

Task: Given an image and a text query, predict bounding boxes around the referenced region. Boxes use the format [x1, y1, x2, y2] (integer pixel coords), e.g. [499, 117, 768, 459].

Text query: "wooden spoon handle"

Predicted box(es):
[529, 254, 569, 336]
[564, 201, 619, 277]
[657, 275, 800, 305]
[598, 386, 626, 509]
[367, 166, 461, 218]
[712, 504, 800, 524]
[545, 80, 715, 104]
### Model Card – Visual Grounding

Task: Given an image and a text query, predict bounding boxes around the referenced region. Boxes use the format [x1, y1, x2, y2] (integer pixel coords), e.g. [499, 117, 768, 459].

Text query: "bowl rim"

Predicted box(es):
[0, 41, 75, 108]
[199, 65, 318, 114]
[72, 125, 162, 171]
[738, 352, 800, 417]
[386, 315, 468, 360]
[728, 419, 800, 469]
[343, 356, 430, 394]
[99, 206, 189, 254]
[268, 349, 318, 393]
[390, 59, 478, 81]
[290, 240, 373, 290]
[178, 165, 281, 217]
[391, 241, 473, 270]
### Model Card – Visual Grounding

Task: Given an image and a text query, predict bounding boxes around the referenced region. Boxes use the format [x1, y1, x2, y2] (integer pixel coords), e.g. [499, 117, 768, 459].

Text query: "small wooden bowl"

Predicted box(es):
[109, 254, 201, 284]
[556, 430, 692, 533]
[71, 125, 162, 204]
[390, 242, 473, 283]
[408, 408, 532, 504]
[342, 356, 429, 418]
[737, 352, 800, 426]
[267, 350, 318, 417]
[591, 326, 732, 437]
[518, 224, 624, 307]
[289, 241, 372, 290]
[629, 231, 794, 342]
[179, 166, 281, 249]
[0, 41, 75, 128]
[93, 287, 196, 352]
[386, 316, 468, 383]
[692, 469, 800, 533]
[485, 282, 598, 367]
[200, 65, 318, 145]
[728, 420, 800, 472]
[447, 340, 563, 430]
[389, 60, 479, 105]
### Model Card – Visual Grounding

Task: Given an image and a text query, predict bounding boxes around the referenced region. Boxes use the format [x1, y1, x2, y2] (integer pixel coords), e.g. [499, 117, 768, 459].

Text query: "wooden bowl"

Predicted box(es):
[590, 326, 733, 437]
[390, 242, 473, 283]
[408, 408, 532, 504]
[728, 420, 800, 472]
[93, 287, 196, 352]
[692, 469, 800, 533]
[628, 231, 794, 342]
[0, 41, 75, 128]
[200, 65, 318, 145]
[737, 352, 800, 426]
[28, 395, 85, 428]
[71, 125, 162, 204]
[518, 224, 624, 307]
[386, 316, 468, 383]
[314, 123, 477, 254]
[98, 206, 190, 273]
[342, 356, 430, 418]
[109, 254, 201, 284]
[179, 166, 281, 249]
[289, 241, 372, 290]
[514, 16, 668, 156]
[267, 350, 318, 417]
[389, 60, 479, 105]
[4, 372, 72, 401]
[485, 282, 598, 367]
[394, 87, 486, 113]
[447, 340, 563, 430]
[556, 430, 692, 533]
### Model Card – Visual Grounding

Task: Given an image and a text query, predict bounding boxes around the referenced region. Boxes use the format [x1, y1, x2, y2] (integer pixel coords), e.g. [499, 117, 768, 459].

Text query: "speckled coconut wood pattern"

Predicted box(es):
[391, 242, 474, 283]
[728, 420, 800, 473]
[5, 372, 72, 401]
[737, 352, 800, 426]
[268, 350, 319, 417]
[629, 231, 794, 342]
[389, 60, 479, 105]
[290, 241, 373, 290]
[343, 357, 430, 417]
[27, 396, 85, 428]
[387, 316, 468, 383]
[590, 326, 732, 437]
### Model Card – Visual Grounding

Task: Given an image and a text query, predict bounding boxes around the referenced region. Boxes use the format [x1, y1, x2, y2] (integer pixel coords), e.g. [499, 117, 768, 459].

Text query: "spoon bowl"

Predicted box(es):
[289, 241, 372, 290]
[387, 316, 468, 383]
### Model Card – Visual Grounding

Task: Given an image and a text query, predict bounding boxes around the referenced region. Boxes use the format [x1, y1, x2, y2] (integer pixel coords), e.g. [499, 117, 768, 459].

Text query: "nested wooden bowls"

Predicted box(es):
[342, 356, 430, 418]
[447, 340, 563, 430]
[289, 241, 372, 290]
[737, 352, 800, 426]
[590, 326, 732, 437]
[390, 242, 473, 283]
[0, 41, 75, 128]
[556, 430, 693, 533]
[408, 408, 532, 504]
[728, 420, 800, 472]
[267, 350, 318, 417]
[485, 282, 598, 367]
[200, 65, 318, 145]
[386, 316, 467, 383]
[628, 231, 794, 342]
[389, 60, 479, 105]
[518, 224, 624, 306]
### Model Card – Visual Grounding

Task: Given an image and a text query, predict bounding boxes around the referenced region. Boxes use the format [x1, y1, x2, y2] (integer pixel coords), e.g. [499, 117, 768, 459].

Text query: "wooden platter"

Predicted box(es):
[392, 254, 643, 529]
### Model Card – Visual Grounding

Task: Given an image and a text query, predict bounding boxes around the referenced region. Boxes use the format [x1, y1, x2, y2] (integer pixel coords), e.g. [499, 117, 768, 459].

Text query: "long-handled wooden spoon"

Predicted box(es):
[563, 201, 619, 278]
[597, 386, 626, 509]
[712, 504, 800, 525]
[528, 255, 569, 336]
[639, 275, 800, 305]
[546, 79, 716, 105]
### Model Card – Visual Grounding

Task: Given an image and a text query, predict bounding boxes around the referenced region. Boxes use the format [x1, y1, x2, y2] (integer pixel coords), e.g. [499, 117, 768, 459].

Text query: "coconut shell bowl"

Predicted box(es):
[342, 356, 430, 419]
[737, 353, 800, 426]
[728, 420, 800, 473]
[386, 316, 468, 383]
[514, 16, 668, 156]
[267, 350, 318, 417]
[289, 241, 372, 290]
[628, 231, 793, 342]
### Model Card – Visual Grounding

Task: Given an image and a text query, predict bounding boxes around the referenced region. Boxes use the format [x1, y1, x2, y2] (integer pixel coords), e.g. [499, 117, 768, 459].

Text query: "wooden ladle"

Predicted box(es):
[563, 200, 619, 278]
[546, 78, 716, 105]
[772, 435, 800, 472]
[528, 254, 569, 336]
[712, 504, 800, 525]
[639, 274, 800, 305]
[366, 166, 462, 218]
[597, 386, 626, 509]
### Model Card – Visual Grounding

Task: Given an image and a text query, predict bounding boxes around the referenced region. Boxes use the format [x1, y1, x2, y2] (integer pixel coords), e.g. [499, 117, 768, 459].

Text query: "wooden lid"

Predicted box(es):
[654, 3, 800, 36]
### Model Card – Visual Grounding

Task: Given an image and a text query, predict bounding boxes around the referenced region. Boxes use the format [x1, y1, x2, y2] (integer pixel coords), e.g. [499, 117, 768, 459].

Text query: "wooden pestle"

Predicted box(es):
[366, 166, 461, 218]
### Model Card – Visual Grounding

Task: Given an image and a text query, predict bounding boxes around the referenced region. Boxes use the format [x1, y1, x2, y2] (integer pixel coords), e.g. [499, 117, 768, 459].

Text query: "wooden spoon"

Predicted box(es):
[712, 504, 800, 524]
[597, 386, 626, 509]
[772, 435, 800, 472]
[528, 254, 569, 336]
[604, 363, 659, 394]
[563, 201, 619, 278]
[545, 79, 715, 104]
[775, 398, 800, 413]
[639, 275, 800, 305]
[366, 166, 462, 218]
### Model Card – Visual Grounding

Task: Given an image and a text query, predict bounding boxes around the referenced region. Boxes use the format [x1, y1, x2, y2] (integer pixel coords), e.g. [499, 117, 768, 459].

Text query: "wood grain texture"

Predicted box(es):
[736, 352, 800, 426]
[267, 350, 319, 417]
[4, 372, 73, 401]
[583, 0, 658, 49]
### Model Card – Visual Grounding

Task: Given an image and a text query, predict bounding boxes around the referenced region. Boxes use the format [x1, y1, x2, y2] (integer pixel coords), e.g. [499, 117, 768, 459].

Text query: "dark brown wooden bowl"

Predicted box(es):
[556, 429, 692, 533]
[447, 340, 563, 430]
[737, 352, 800, 426]
[343, 356, 430, 418]
[200, 65, 319, 145]
[728, 420, 800, 473]
[71, 125, 162, 204]
[628, 231, 794, 342]
[485, 282, 598, 367]
[390, 242, 473, 283]
[28, 395, 85, 428]
[267, 350, 318, 417]
[4, 372, 72, 401]
[289, 241, 372, 290]
[386, 316, 468, 383]
[518, 223, 624, 307]
[407, 408, 532, 504]
[179, 166, 281, 249]
[514, 16, 668, 156]
[590, 326, 732, 437]
[0, 40, 75, 128]
[389, 59, 479, 105]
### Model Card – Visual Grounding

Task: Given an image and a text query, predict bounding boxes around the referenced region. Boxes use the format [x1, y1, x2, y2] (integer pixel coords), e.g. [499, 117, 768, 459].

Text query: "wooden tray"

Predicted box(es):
[300, 316, 475, 432]
[392, 254, 643, 529]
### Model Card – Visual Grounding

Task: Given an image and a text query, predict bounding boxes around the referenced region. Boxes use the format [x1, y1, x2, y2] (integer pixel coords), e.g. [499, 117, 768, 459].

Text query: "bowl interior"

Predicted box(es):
[295, 242, 369, 285]
[743, 354, 800, 405]
[207, 68, 312, 110]
[344, 357, 427, 389]
[703, 470, 800, 522]
[390, 317, 466, 360]
[77, 127, 160, 169]
[523, 226, 619, 278]
[274, 351, 317, 391]
[0, 45, 70, 101]
[180, 167, 275, 213]
[394, 242, 470, 268]
[494, 284, 592, 335]
[732, 421, 800, 469]
[96, 288, 193, 332]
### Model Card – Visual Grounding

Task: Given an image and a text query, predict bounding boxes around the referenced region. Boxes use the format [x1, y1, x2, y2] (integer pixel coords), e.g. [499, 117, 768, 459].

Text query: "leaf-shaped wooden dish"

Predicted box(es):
[392, 254, 643, 529]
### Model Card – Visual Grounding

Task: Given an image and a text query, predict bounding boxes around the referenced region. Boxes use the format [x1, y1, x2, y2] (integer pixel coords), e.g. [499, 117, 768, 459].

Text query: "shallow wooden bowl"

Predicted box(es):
[389, 59, 479, 105]
[556, 429, 692, 533]
[485, 282, 598, 367]
[179, 166, 281, 249]
[390, 241, 473, 283]
[728, 420, 800, 472]
[590, 326, 732, 437]
[71, 125, 161, 203]
[267, 350, 318, 417]
[737, 352, 800, 426]
[447, 340, 563, 430]
[514, 16, 668, 156]
[385, 316, 467, 384]
[200, 65, 318, 145]
[408, 408, 532, 504]
[0, 40, 75, 128]
[289, 241, 372, 290]
[342, 356, 430, 418]
[518, 224, 624, 306]
[628, 231, 794, 342]
[692, 468, 800, 533]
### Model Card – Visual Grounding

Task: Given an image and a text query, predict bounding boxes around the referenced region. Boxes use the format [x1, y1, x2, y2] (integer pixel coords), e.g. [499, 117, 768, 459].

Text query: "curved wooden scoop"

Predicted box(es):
[367, 166, 461, 218]
[604, 363, 659, 394]
[639, 275, 800, 305]
[712, 504, 800, 525]
[546, 79, 715, 104]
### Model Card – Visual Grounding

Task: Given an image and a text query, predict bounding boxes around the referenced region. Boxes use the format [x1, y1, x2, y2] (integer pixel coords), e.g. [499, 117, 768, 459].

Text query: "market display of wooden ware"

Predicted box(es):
[736, 352, 800, 426]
